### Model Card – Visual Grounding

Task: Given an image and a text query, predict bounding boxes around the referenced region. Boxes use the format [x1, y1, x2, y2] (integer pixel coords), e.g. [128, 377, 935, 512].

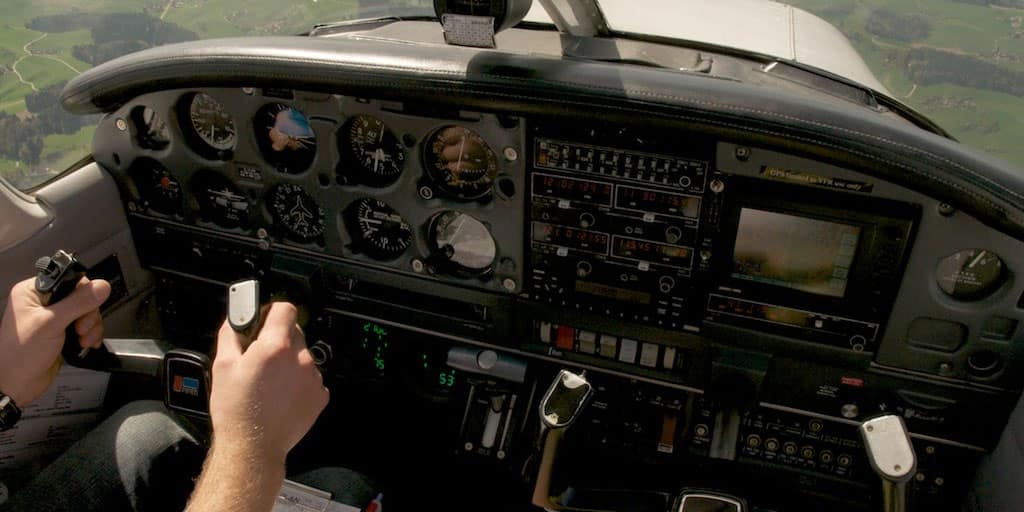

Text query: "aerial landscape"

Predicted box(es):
[1, 0, 1024, 189]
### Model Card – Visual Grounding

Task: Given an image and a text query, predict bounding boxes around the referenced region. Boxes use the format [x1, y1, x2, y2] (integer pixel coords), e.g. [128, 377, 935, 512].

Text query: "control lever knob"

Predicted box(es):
[859, 415, 916, 512]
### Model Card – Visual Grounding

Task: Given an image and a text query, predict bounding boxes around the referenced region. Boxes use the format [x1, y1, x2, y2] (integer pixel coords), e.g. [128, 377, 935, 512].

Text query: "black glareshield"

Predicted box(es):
[163, 349, 211, 419]
[539, 369, 593, 430]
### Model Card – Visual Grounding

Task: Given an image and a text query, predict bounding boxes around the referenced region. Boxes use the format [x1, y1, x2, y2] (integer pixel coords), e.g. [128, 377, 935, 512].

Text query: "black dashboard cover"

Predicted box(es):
[60, 36, 1024, 240]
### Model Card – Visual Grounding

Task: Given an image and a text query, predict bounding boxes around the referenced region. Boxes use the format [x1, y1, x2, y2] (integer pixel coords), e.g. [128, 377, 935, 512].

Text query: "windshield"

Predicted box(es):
[2, 1, 1024, 191]
[0, 0, 432, 191]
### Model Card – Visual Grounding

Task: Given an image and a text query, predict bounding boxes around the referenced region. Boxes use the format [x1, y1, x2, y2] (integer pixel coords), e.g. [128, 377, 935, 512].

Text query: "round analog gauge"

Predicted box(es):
[344, 198, 413, 260]
[191, 171, 250, 229]
[255, 103, 317, 174]
[429, 210, 496, 274]
[132, 159, 181, 215]
[131, 106, 170, 150]
[342, 115, 405, 186]
[268, 184, 326, 242]
[935, 249, 1006, 300]
[424, 126, 499, 200]
[186, 93, 236, 154]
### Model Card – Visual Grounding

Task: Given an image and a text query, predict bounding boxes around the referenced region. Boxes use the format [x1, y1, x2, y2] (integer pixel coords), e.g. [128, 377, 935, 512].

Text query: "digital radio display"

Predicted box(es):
[615, 186, 700, 219]
[532, 173, 613, 205]
[612, 236, 693, 268]
[575, 281, 652, 305]
[731, 209, 861, 298]
[532, 222, 610, 253]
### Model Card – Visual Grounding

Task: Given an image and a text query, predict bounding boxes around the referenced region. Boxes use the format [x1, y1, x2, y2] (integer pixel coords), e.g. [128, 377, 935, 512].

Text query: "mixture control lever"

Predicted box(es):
[859, 415, 917, 512]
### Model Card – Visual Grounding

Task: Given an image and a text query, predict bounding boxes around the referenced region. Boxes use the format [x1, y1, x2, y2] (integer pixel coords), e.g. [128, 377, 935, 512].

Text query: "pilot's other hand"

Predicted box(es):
[0, 276, 111, 405]
[209, 302, 329, 466]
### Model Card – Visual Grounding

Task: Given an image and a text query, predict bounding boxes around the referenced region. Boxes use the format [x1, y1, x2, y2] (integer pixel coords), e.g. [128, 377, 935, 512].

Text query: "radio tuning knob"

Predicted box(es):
[665, 226, 683, 244]
[576, 261, 593, 278]
[579, 212, 596, 229]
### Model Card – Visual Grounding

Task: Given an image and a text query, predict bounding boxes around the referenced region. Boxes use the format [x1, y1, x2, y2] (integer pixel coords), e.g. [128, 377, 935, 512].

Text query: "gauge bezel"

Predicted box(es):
[254, 103, 318, 175]
[129, 158, 183, 217]
[176, 92, 236, 160]
[189, 170, 251, 230]
[343, 197, 414, 261]
[339, 115, 406, 187]
[422, 125, 499, 200]
[130, 106, 171, 151]
[266, 183, 327, 244]
[427, 210, 497, 277]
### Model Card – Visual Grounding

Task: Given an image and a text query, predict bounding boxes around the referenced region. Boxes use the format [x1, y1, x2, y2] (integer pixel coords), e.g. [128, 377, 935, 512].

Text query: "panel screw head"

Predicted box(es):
[502, 278, 516, 291]
[937, 203, 955, 217]
[735, 146, 751, 161]
[242, 87, 255, 95]
[256, 228, 269, 239]
[503, 147, 518, 161]
[412, 259, 425, 273]
[115, 118, 127, 131]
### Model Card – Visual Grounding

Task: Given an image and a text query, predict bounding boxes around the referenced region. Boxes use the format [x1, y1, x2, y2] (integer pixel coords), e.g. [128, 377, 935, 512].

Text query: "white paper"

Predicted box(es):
[0, 412, 102, 472]
[273, 479, 361, 512]
[19, 366, 110, 419]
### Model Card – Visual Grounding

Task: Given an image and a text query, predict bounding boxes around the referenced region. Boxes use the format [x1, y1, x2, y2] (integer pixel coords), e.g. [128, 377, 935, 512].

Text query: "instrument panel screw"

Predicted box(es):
[937, 203, 955, 217]
[257, 240, 270, 251]
[502, 278, 516, 291]
[938, 362, 953, 374]
[242, 87, 255, 95]
[115, 118, 127, 131]
[915, 473, 927, 482]
[925, 445, 936, 455]
[710, 179, 725, 194]
[735, 146, 751, 161]
[464, 442, 474, 451]
[419, 186, 434, 200]
[496, 450, 506, 460]
[412, 259, 425, 273]
[256, 228, 268, 239]
[503, 147, 518, 161]
[934, 477, 944, 486]
[127, 201, 138, 212]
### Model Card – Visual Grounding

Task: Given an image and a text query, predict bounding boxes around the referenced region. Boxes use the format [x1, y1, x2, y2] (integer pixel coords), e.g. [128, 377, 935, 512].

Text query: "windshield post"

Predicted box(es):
[537, 0, 609, 37]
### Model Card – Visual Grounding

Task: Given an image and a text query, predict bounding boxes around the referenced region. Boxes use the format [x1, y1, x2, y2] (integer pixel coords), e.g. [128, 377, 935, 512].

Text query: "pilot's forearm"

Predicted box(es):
[186, 441, 285, 512]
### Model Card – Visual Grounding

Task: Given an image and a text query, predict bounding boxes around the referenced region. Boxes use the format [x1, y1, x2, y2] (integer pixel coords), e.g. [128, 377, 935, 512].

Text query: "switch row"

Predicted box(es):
[538, 322, 682, 371]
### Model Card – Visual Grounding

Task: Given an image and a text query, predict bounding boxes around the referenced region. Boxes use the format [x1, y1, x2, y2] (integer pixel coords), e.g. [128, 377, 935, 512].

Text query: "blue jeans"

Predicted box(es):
[1, 401, 374, 512]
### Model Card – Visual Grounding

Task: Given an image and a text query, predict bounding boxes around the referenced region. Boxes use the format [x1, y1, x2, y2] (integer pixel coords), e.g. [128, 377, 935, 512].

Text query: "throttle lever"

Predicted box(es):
[34, 249, 113, 369]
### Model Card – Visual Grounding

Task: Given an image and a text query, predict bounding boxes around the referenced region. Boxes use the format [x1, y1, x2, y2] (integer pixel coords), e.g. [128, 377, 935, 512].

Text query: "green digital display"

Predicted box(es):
[361, 322, 389, 374]
[437, 369, 456, 389]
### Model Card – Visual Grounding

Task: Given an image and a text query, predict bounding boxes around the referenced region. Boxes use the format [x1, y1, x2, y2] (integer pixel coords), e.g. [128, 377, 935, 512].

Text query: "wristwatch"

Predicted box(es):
[0, 392, 22, 431]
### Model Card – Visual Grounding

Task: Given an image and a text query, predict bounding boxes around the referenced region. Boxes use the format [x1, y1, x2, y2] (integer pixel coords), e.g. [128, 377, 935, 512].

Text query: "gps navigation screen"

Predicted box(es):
[731, 208, 861, 298]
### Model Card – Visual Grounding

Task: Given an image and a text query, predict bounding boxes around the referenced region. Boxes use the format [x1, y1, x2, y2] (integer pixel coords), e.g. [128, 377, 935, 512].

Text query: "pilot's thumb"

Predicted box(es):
[48, 278, 111, 325]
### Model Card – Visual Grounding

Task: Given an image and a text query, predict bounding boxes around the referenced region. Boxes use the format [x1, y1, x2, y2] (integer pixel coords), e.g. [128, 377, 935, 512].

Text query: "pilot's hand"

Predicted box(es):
[209, 302, 329, 466]
[0, 277, 111, 405]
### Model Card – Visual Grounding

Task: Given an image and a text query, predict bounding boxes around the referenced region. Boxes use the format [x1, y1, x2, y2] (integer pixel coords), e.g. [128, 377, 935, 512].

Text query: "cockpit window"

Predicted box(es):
[0, 0, 433, 191]
[2, 0, 1024, 191]
[781, 0, 1024, 172]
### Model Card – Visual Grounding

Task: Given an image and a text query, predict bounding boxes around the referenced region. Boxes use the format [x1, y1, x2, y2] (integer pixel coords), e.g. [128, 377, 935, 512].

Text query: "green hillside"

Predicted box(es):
[786, 0, 1024, 167]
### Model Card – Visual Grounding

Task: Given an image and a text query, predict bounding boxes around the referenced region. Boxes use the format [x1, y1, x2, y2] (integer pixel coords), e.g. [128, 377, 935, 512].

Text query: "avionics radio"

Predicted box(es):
[527, 139, 711, 330]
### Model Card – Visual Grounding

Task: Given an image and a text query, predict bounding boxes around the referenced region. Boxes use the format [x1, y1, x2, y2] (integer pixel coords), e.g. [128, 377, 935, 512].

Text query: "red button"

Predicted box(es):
[556, 326, 575, 351]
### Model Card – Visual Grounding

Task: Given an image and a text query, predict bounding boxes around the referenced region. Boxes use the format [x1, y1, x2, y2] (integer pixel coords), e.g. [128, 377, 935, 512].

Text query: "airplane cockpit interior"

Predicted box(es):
[1, 0, 1023, 511]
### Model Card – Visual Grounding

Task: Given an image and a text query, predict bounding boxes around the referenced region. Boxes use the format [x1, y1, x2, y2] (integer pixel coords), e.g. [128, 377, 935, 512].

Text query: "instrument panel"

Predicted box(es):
[92, 85, 1024, 512]
[118, 90, 526, 295]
